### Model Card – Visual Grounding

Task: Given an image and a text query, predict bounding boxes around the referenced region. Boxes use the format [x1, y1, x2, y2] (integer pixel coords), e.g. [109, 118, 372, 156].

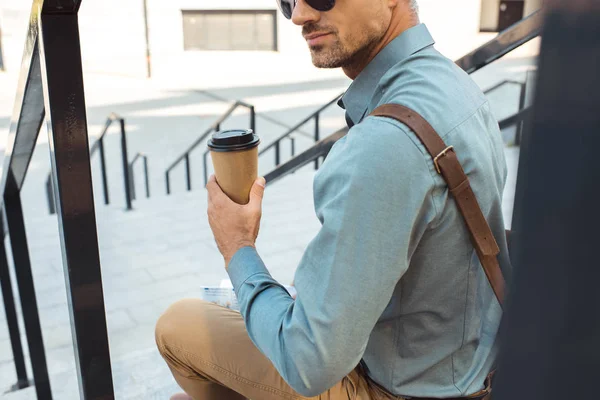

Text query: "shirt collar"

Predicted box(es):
[338, 24, 435, 126]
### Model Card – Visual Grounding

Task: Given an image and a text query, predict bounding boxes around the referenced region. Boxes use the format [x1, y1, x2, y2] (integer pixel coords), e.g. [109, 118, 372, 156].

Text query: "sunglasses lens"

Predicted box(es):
[306, 0, 336, 12]
[277, 0, 335, 19]
[277, 0, 294, 19]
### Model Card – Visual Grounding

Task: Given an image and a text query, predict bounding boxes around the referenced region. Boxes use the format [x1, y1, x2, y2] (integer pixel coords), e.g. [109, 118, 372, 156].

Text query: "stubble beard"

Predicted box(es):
[309, 32, 382, 70]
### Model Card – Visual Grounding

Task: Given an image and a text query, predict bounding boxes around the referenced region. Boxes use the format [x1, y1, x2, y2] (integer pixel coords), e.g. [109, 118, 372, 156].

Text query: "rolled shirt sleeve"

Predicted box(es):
[227, 116, 439, 397]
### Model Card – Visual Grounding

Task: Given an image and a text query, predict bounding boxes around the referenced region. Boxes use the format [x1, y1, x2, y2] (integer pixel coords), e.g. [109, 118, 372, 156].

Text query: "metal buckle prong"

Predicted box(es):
[433, 146, 454, 174]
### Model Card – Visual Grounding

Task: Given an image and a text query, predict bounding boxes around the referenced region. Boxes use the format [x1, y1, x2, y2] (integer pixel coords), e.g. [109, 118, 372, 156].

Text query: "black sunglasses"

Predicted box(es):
[277, 0, 336, 19]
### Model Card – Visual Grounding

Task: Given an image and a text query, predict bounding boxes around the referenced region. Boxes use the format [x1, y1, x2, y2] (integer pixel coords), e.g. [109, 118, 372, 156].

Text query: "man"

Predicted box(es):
[156, 0, 511, 398]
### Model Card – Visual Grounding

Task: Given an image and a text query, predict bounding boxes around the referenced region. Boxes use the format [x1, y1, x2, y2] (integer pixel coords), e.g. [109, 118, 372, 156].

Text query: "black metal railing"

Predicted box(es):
[264, 127, 349, 186]
[265, 10, 543, 186]
[45, 113, 147, 213]
[455, 10, 543, 74]
[0, 215, 29, 392]
[129, 152, 150, 200]
[200, 92, 344, 187]
[1, 1, 114, 399]
[258, 93, 343, 168]
[165, 100, 255, 194]
[0, 23, 5, 72]
[484, 79, 528, 143]
[499, 106, 532, 131]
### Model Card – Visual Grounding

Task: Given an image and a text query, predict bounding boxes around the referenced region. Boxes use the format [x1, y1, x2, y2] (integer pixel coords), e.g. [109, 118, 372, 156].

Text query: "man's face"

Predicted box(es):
[292, 0, 391, 68]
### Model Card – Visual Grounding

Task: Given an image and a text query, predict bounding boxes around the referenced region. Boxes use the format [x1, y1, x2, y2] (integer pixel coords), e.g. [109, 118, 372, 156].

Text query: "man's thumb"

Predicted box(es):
[249, 177, 266, 205]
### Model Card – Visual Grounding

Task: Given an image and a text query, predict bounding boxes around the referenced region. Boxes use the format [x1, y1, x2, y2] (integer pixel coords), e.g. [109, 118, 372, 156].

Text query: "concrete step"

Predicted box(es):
[1, 386, 36, 400]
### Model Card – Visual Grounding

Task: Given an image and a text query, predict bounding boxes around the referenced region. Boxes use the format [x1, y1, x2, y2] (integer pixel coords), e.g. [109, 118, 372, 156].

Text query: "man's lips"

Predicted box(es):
[304, 32, 333, 45]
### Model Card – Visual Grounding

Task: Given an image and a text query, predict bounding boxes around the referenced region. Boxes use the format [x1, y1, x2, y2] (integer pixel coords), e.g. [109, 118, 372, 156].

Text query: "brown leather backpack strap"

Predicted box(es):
[370, 104, 506, 307]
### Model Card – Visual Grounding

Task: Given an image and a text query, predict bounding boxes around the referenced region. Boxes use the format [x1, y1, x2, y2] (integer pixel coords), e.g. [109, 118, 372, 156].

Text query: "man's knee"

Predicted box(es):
[155, 298, 214, 356]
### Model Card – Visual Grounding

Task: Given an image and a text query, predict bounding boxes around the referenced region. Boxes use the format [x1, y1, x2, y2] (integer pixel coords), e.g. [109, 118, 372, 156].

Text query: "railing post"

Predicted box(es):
[46, 175, 56, 215]
[203, 151, 209, 187]
[275, 141, 281, 166]
[185, 153, 192, 191]
[120, 118, 133, 210]
[39, 7, 116, 398]
[314, 113, 320, 170]
[291, 137, 296, 157]
[0, 215, 30, 391]
[144, 156, 150, 198]
[250, 105, 256, 133]
[0, 23, 4, 72]
[98, 138, 110, 205]
[142, 0, 152, 78]
[129, 164, 136, 201]
[516, 81, 527, 146]
[166, 170, 171, 195]
[4, 176, 52, 399]
[216, 123, 221, 132]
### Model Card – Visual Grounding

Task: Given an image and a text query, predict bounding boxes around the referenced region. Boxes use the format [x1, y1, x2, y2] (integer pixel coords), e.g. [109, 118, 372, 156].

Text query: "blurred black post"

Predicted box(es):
[250, 106, 256, 133]
[185, 154, 191, 191]
[39, 1, 115, 397]
[203, 151, 209, 187]
[314, 113, 320, 170]
[495, 1, 600, 399]
[0, 214, 29, 391]
[0, 22, 5, 71]
[143, 156, 150, 198]
[119, 119, 133, 210]
[166, 170, 171, 195]
[46, 174, 56, 214]
[5, 174, 51, 399]
[142, 0, 151, 78]
[98, 138, 110, 205]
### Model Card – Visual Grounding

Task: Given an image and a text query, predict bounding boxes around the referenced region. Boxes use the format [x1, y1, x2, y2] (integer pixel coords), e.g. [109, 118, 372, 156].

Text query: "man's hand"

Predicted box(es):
[206, 175, 266, 268]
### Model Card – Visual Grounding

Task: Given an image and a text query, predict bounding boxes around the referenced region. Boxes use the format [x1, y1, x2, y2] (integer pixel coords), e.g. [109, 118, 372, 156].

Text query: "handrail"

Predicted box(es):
[256, 92, 344, 173]
[89, 112, 122, 155]
[46, 113, 139, 213]
[165, 100, 256, 194]
[0, 23, 5, 72]
[499, 106, 532, 130]
[129, 152, 150, 200]
[265, 108, 533, 189]
[1, 1, 115, 397]
[483, 79, 525, 95]
[455, 10, 543, 74]
[265, 10, 543, 185]
[45, 175, 55, 215]
[265, 128, 349, 185]
[483, 79, 529, 141]
[48, 113, 120, 209]
[201, 92, 343, 187]
[259, 92, 344, 156]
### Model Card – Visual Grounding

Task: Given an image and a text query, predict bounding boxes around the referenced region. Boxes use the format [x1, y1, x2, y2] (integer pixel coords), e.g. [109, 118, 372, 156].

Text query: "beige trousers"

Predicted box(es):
[155, 299, 401, 400]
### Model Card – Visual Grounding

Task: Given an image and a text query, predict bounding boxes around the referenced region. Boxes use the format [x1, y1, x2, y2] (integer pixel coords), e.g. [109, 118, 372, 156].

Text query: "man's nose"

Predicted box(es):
[291, 0, 320, 26]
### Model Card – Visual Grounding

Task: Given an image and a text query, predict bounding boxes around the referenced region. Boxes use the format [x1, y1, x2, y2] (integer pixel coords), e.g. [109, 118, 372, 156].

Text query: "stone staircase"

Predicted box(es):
[1, 164, 320, 399]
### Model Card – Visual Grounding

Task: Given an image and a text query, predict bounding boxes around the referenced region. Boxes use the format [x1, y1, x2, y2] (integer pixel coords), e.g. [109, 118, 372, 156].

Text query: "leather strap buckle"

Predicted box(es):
[433, 146, 454, 174]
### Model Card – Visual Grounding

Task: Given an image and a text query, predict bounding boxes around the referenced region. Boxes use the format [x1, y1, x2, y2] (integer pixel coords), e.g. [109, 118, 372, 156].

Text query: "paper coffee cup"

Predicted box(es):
[207, 129, 260, 205]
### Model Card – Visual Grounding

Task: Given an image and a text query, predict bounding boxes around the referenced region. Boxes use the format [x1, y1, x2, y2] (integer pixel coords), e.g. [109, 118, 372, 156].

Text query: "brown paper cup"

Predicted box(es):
[210, 146, 258, 205]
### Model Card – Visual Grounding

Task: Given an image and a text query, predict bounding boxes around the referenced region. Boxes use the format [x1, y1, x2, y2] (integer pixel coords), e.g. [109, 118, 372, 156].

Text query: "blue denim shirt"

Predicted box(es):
[228, 24, 510, 398]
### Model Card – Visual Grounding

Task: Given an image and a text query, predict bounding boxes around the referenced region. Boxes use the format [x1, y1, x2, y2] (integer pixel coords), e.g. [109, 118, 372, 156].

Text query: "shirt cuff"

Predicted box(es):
[227, 246, 271, 293]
